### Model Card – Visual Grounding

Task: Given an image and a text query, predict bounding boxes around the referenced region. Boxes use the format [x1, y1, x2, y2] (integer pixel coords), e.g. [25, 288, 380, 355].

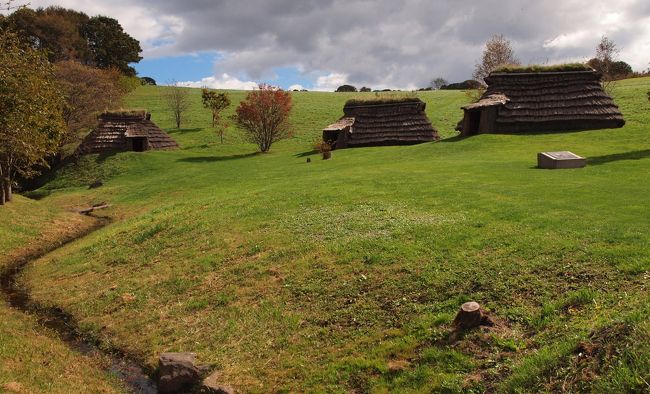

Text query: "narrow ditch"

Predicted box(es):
[0, 215, 158, 394]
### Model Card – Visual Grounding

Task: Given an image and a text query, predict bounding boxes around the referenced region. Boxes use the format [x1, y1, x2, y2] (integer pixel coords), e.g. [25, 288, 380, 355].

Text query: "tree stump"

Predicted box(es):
[453, 301, 483, 330]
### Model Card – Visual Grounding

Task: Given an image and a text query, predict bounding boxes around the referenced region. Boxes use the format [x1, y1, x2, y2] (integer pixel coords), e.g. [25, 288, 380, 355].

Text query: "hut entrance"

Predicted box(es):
[323, 131, 339, 145]
[466, 110, 481, 136]
[129, 137, 147, 152]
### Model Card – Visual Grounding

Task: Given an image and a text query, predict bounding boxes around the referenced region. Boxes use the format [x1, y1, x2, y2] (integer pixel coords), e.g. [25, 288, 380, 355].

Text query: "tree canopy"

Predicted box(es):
[1, 6, 141, 75]
[0, 29, 65, 204]
[473, 34, 520, 85]
[235, 84, 293, 153]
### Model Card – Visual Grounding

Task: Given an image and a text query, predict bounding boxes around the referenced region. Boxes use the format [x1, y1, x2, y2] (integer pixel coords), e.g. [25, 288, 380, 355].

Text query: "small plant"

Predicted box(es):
[647, 90, 650, 102]
[314, 140, 332, 160]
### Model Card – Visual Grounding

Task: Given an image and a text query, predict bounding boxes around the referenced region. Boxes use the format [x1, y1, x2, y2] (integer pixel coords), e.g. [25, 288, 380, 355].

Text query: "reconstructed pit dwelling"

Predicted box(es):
[457, 69, 625, 136]
[323, 98, 439, 149]
[78, 110, 178, 154]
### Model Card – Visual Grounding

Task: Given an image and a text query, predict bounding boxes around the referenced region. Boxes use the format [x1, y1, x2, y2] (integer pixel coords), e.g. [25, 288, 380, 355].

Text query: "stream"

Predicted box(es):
[0, 216, 158, 393]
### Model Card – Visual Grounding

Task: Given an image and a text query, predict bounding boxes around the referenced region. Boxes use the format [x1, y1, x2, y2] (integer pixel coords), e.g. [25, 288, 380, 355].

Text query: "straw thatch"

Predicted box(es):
[457, 70, 625, 136]
[78, 111, 179, 154]
[323, 98, 439, 149]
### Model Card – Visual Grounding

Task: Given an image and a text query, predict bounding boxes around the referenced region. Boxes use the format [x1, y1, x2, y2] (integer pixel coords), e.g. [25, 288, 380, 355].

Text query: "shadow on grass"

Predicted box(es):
[588, 150, 650, 166]
[439, 134, 469, 143]
[167, 128, 202, 134]
[177, 152, 259, 163]
[294, 150, 317, 158]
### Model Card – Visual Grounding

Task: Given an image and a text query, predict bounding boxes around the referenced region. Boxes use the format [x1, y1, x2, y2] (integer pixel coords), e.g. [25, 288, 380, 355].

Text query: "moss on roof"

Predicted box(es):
[344, 96, 422, 106]
[492, 63, 593, 74]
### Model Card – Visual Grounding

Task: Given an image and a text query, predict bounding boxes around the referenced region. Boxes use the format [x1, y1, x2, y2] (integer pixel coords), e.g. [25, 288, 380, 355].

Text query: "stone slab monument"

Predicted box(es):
[537, 151, 587, 169]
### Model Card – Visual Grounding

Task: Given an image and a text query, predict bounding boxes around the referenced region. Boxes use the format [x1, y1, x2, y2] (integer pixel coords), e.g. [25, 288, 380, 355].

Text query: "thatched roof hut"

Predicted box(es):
[78, 111, 179, 154]
[457, 69, 625, 136]
[323, 98, 439, 149]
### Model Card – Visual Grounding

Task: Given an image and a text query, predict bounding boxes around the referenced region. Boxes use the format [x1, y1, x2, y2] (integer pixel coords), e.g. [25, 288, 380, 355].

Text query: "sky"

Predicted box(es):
[19, 0, 650, 90]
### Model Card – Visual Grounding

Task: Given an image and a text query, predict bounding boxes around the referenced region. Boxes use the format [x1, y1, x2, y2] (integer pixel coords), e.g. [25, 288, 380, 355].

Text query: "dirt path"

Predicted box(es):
[0, 213, 157, 394]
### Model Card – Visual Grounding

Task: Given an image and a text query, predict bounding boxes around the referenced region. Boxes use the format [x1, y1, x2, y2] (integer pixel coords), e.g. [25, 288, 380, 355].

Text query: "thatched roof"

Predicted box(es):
[324, 98, 439, 147]
[461, 70, 625, 133]
[78, 111, 178, 154]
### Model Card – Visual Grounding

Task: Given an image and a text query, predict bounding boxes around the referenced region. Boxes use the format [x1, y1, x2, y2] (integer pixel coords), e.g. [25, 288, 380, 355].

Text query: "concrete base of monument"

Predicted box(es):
[537, 151, 587, 169]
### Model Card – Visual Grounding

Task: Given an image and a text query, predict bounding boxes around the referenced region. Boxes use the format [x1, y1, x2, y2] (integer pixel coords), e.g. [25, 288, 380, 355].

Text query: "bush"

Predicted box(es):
[313, 141, 332, 160]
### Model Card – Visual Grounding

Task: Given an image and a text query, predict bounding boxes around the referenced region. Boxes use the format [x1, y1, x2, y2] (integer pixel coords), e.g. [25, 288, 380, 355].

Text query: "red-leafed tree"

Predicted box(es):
[235, 84, 293, 152]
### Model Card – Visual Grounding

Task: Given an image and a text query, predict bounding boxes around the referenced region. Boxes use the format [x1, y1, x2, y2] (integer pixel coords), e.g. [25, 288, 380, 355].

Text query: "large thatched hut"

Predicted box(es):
[323, 98, 439, 149]
[457, 68, 625, 136]
[78, 111, 178, 154]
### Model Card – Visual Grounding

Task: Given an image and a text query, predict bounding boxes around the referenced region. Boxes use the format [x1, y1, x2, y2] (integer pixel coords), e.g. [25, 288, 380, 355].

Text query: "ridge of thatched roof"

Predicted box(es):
[492, 63, 593, 74]
[344, 97, 423, 107]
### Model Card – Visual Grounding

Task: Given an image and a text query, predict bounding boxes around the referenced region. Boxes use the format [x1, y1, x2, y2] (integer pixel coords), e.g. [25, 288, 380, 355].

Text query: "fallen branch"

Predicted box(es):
[78, 204, 111, 215]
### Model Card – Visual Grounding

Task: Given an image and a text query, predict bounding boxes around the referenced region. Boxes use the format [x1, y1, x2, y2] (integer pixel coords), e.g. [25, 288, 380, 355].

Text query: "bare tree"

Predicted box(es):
[593, 35, 620, 94]
[163, 81, 190, 129]
[431, 77, 448, 90]
[473, 34, 520, 85]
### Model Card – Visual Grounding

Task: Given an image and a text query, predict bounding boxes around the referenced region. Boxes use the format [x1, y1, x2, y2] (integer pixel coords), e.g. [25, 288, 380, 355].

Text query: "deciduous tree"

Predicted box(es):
[201, 88, 231, 143]
[163, 82, 190, 129]
[335, 84, 357, 92]
[54, 60, 125, 148]
[473, 34, 520, 85]
[431, 77, 448, 90]
[235, 84, 293, 153]
[82, 16, 142, 76]
[0, 29, 65, 205]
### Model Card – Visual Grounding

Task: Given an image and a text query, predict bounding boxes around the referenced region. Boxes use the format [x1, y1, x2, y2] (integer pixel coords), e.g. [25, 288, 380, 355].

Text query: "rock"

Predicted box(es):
[158, 352, 202, 393]
[200, 371, 235, 394]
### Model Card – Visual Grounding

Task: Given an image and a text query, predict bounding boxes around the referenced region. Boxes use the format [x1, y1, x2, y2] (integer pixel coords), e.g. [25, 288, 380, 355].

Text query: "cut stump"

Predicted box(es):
[453, 301, 483, 330]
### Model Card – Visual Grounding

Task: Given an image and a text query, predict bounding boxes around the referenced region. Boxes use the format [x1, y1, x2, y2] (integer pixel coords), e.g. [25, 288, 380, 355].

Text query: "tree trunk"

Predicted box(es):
[0, 179, 5, 205]
[3, 178, 11, 202]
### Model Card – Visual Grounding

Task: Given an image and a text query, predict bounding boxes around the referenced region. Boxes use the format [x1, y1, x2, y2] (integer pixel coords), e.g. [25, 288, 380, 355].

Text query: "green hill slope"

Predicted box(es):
[14, 78, 650, 392]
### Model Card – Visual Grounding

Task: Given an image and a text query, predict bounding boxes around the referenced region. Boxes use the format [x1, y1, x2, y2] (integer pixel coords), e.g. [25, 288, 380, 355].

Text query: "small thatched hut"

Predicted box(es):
[78, 111, 179, 154]
[457, 68, 625, 136]
[323, 98, 439, 149]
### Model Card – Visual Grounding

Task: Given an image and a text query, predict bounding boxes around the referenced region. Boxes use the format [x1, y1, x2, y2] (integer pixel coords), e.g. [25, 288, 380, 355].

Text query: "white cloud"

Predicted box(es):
[288, 84, 305, 91]
[177, 74, 258, 90]
[313, 73, 348, 92]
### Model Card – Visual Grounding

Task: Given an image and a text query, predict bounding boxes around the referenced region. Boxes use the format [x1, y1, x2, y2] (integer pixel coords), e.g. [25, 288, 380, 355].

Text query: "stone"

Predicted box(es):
[158, 352, 202, 393]
[200, 371, 235, 394]
[537, 151, 586, 169]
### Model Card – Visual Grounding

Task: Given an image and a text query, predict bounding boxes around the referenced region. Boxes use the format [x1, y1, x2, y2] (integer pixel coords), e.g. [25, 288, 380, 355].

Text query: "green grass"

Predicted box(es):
[5, 78, 650, 392]
[0, 198, 125, 393]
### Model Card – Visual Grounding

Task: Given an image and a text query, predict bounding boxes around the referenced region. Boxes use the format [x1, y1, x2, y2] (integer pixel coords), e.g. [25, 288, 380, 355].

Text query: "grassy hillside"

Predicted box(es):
[0, 197, 125, 393]
[10, 78, 650, 392]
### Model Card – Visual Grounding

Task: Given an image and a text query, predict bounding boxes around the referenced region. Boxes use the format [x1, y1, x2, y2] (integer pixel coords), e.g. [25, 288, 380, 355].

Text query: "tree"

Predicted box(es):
[587, 58, 632, 79]
[54, 60, 125, 148]
[163, 82, 190, 129]
[82, 16, 142, 76]
[141, 77, 156, 86]
[0, 29, 65, 205]
[2, 6, 92, 63]
[431, 77, 448, 90]
[335, 84, 357, 92]
[201, 88, 231, 143]
[235, 84, 293, 153]
[359, 86, 371, 92]
[473, 34, 520, 85]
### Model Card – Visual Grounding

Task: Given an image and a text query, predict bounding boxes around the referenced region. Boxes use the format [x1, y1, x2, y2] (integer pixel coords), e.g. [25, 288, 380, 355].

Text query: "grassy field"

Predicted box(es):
[4, 78, 650, 392]
[0, 197, 125, 393]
